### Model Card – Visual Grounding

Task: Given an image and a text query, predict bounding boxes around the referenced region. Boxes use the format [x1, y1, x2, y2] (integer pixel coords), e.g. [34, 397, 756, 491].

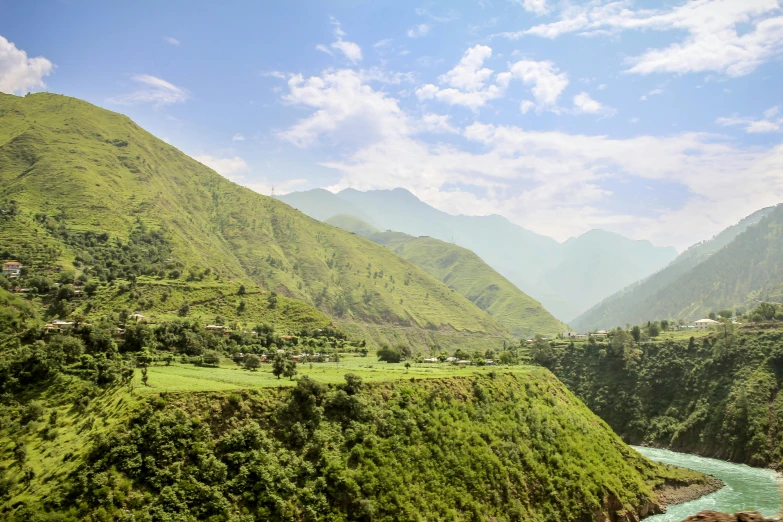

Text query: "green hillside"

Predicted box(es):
[370, 231, 565, 338]
[0, 363, 707, 521]
[538, 319, 783, 468]
[572, 205, 783, 331]
[321, 214, 565, 337]
[0, 92, 508, 350]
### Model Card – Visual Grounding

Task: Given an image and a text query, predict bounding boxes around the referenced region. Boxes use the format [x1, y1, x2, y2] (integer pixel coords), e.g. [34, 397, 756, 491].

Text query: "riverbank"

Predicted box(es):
[635, 447, 781, 521]
[655, 477, 725, 507]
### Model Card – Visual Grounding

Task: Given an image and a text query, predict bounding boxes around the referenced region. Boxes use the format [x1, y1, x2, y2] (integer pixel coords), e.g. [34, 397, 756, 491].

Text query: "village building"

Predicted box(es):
[2, 261, 22, 279]
[693, 318, 720, 329]
[44, 320, 75, 332]
[423, 357, 438, 363]
[561, 331, 579, 338]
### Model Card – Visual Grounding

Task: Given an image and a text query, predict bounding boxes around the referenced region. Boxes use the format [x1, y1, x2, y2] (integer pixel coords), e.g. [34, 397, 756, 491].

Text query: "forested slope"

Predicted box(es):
[0, 92, 507, 350]
[538, 320, 783, 467]
[573, 205, 783, 331]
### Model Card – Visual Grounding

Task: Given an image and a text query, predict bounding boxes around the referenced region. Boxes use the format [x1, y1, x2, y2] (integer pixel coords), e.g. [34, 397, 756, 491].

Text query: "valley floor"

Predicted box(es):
[134, 356, 531, 392]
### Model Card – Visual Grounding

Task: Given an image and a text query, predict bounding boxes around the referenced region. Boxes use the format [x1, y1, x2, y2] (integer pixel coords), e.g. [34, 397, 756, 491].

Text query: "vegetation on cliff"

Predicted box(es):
[536, 313, 783, 467]
[1, 368, 704, 521]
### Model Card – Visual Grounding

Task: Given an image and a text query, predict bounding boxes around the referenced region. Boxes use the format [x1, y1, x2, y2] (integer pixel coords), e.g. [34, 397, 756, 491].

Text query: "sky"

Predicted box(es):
[1, 0, 783, 250]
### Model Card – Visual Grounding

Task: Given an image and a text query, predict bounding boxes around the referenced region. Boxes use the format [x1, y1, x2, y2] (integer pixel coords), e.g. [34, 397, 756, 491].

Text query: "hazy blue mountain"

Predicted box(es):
[279, 188, 679, 322]
[572, 205, 780, 331]
[277, 188, 376, 224]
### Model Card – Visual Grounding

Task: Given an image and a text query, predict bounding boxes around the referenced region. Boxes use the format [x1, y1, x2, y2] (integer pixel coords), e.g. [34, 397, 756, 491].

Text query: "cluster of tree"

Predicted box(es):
[12, 373, 677, 522]
[536, 320, 783, 467]
[47, 223, 178, 283]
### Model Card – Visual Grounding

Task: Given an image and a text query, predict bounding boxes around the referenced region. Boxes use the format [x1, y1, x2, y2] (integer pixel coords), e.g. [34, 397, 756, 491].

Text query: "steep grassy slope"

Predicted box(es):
[280, 188, 678, 322]
[368, 231, 565, 338]
[539, 324, 783, 468]
[1, 369, 708, 521]
[573, 205, 783, 331]
[0, 93, 507, 349]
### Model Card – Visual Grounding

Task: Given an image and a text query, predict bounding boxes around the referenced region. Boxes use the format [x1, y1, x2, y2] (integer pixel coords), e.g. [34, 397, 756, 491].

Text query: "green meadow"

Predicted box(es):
[135, 356, 530, 392]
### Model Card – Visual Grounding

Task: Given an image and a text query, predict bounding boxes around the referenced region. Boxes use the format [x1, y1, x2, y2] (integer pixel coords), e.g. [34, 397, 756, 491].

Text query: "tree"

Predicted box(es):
[244, 354, 261, 370]
[268, 291, 278, 309]
[718, 309, 734, 320]
[203, 350, 221, 366]
[708, 311, 717, 320]
[648, 322, 660, 338]
[404, 362, 411, 373]
[238, 284, 246, 296]
[284, 358, 297, 380]
[377, 345, 403, 363]
[141, 367, 149, 387]
[530, 335, 552, 367]
[660, 320, 669, 332]
[631, 325, 641, 343]
[755, 302, 777, 321]
[272, 352, 288, 379]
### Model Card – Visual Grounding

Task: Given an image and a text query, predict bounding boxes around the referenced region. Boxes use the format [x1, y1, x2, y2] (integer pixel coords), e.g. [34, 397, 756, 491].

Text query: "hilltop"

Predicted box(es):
[323, 216, 565, 338]
[572, 205, 783, 331]
[0, 92, 508, 351]
[279, 188, 678, 322]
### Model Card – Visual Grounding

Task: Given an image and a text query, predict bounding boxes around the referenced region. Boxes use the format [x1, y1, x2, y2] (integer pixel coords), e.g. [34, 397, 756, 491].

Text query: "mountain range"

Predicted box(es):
[572, 205, 783, 331]
[279, 188, 679, 322]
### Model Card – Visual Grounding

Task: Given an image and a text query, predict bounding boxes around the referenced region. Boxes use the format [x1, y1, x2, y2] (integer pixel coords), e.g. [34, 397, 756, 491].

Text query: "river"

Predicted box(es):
[634, 446, 781, 521]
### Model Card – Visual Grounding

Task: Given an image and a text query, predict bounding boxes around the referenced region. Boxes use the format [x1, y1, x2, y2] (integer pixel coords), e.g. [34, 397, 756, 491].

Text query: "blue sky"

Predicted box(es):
[2, 0, 783, 249]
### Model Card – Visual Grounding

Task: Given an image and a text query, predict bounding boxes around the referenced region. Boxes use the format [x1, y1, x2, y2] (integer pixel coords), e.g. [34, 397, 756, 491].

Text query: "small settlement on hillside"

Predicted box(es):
[2, 261, 22, 279]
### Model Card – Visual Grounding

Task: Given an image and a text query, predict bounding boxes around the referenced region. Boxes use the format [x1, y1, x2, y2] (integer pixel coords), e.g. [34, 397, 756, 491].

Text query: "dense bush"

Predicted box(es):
[540, 325, 783, 466]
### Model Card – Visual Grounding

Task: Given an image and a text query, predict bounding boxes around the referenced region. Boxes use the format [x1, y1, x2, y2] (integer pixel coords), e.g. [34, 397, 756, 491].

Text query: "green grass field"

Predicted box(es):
[136, 356, 531, 392]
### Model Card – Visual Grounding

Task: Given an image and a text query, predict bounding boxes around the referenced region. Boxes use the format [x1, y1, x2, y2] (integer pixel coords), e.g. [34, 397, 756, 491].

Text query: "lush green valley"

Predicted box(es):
[573, 206, 782, 332]
[535, 314, 783, 468]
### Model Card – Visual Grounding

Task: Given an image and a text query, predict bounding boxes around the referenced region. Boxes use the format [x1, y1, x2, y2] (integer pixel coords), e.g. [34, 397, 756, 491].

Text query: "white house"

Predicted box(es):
[693, 318, 720, 330]
[423, 357, 438, 363]
[2, 261, 22, 279]
[561, 331, 579, 338]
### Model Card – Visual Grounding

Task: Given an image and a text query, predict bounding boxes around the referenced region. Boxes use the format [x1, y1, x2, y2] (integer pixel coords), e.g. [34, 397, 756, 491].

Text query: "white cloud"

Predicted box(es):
[232, 133, 245, 141]
[373, 38, 393, 48]
[407, 24, 431, 38]
[520, 100, 535, 114]
[320, 119, 783, 248]
[109, 74, 189, 107]
[192, 155, 249, 176]
[520, 0, 550, 15]
[416, 113, 459, 134]
[0, 35, 54, 95]
[716, 105, 783, 133]
[318, 18, 362, 63]
[315, 44, 334, 56]
[164, 36, 180, 46]
[278, 69, 408, 147]
[501, 0, 783, 77]
[573, 92, 602, 114]
[415, 45, 508, 110]
[332, 39, 363, 63]
[508, 59, 568, 110]
[440, 45, 494, 91]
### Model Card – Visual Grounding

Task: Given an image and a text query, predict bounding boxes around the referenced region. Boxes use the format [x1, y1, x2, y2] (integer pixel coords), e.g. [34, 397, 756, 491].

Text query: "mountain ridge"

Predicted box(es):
[0, 92, 508, 351]
[279, 188, 678, 321]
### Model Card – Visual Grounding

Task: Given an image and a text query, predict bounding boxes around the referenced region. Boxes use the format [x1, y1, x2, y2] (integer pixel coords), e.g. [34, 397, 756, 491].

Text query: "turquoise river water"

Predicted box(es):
[634, 446, 781, 521]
